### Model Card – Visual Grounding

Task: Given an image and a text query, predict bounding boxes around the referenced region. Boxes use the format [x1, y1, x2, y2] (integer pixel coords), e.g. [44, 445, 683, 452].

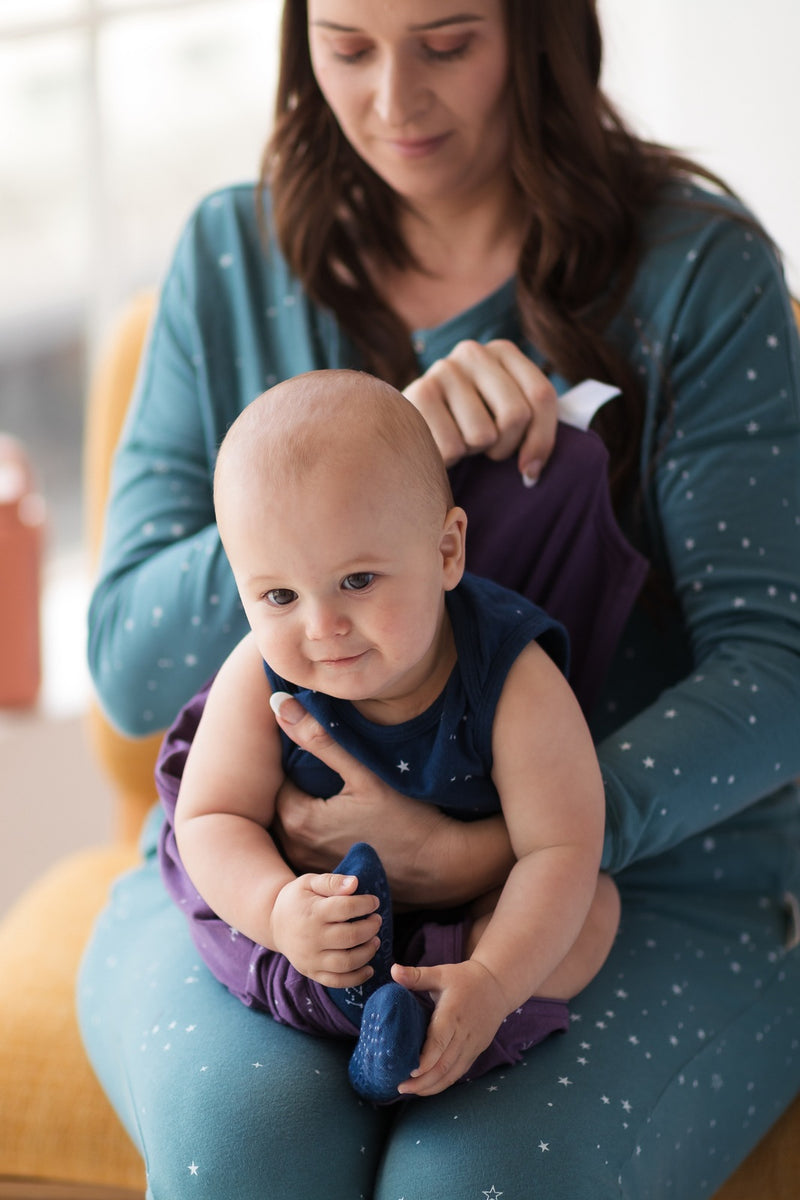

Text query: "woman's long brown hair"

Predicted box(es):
[261, 0, 736, 513]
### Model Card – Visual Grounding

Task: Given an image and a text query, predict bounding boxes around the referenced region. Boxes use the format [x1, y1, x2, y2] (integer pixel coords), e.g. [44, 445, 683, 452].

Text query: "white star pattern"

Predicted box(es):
[397, 760, 410, 773]
[483, 1188, 503, 1199]
[188, 1161, 199, 1176]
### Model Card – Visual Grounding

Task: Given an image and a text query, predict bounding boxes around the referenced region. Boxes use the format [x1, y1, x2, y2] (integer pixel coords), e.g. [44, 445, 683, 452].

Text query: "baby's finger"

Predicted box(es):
[398, 1027, 460, 1096]
[322, 915, 383, 954]
[391, 961, 441, 995]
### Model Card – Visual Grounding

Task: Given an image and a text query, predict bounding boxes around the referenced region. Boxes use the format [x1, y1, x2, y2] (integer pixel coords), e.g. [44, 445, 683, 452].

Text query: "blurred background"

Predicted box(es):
[1, 0, 798, 915]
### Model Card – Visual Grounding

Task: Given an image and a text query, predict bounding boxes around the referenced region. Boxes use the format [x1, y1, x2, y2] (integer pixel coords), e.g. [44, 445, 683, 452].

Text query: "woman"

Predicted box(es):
[79, 1, 800, 1197]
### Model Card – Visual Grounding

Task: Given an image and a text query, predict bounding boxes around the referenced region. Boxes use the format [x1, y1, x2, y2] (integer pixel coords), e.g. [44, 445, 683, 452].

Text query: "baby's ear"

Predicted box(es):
[440, 506, 467, 589]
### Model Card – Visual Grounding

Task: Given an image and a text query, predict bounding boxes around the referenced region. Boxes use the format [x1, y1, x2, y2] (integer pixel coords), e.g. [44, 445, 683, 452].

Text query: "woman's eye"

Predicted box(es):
[341, 573, 374, 592]
[330, 40, 371, 64]
[421, 38, 472, 63]
[265, 588, 297, 607]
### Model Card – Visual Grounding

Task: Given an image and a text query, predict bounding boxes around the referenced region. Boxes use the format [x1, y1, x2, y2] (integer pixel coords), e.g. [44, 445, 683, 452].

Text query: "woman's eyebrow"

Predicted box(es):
[311, 14, 484, 33]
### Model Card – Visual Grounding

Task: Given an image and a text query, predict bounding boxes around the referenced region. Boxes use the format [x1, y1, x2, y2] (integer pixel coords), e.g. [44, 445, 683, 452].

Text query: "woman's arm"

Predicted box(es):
[88, 219, 248, 735]
[599, 204, 800, 872]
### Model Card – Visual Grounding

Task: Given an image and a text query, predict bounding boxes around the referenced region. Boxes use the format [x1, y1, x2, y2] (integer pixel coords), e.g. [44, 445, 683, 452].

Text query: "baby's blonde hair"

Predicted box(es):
[214, 369, 453, 531]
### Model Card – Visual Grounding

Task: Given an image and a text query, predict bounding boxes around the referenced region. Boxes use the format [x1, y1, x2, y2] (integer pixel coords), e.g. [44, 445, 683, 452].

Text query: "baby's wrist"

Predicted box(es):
[261, 873, 299, 954]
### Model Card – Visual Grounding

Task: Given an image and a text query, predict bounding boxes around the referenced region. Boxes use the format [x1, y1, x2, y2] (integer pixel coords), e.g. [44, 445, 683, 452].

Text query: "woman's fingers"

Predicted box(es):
[270, 691, 372, 786]
[403, 339, 558, 478]
[483, 339, 558, 479]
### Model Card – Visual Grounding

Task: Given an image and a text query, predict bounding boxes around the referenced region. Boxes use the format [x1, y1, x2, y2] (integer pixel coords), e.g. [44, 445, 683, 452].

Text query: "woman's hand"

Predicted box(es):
[403, 339, 558, 484]
[270, 693, 515, 908]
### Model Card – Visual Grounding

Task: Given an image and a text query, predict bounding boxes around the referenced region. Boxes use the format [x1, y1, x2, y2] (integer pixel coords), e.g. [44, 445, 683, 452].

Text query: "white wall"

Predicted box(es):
[598, 0, 800, 293]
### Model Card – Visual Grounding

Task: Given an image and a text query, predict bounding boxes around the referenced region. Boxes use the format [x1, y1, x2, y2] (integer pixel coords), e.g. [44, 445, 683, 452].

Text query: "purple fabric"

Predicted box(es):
[449, 422, 647, 716]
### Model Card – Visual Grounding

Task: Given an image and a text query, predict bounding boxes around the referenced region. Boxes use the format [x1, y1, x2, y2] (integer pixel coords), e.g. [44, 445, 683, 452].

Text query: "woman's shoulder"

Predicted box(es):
[634, 177, 779, 295]
[173, 181, 271, 259]
[161, 181, 303, 321]
[616, 176, 789, 356]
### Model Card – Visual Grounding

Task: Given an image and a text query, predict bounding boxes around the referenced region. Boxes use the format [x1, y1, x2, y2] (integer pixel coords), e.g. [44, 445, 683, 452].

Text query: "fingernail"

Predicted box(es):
[521, 459, 543, 488]
[269, 690, 302, 723]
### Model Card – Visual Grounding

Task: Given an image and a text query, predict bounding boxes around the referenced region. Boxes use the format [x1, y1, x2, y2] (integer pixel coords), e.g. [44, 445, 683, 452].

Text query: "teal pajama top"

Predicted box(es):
[79, 180, 800, 1200]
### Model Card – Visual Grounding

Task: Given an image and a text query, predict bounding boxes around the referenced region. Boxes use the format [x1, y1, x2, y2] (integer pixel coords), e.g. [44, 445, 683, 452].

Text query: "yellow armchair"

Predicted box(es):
[0, 292, 797, 1199]
[0, 294, 157, 1199]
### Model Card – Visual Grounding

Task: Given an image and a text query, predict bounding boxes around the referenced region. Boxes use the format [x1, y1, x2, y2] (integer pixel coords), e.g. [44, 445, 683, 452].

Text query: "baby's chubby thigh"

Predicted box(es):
[77, 848, 389, 1200]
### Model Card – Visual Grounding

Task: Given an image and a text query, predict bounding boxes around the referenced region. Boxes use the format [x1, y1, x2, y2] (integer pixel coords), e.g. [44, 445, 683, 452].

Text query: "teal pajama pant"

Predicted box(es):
[78, 803, 800, 1200]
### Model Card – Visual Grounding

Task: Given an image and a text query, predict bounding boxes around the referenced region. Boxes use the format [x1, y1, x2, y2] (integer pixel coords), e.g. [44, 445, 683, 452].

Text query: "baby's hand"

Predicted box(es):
[271, 872, 382, 987]
[391, 959, 509, 1096]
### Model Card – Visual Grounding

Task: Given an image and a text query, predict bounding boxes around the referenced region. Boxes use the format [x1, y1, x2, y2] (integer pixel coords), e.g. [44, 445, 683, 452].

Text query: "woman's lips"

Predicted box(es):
[386, 132, 450, 159]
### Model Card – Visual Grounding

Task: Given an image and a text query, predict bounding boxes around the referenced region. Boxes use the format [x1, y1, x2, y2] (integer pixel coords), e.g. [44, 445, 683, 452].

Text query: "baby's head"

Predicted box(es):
[215, 369, 455, 558]
[214, 370, 466, 705]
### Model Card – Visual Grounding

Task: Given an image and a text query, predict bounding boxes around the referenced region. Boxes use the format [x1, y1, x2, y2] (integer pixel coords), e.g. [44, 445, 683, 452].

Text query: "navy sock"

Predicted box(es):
[348, 982, 429, 1104]
[325, 843, 393, 1028]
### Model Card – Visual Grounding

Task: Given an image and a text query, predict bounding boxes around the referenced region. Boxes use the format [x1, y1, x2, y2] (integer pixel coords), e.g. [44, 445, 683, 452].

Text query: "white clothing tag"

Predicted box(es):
[557, 380, 621, 431]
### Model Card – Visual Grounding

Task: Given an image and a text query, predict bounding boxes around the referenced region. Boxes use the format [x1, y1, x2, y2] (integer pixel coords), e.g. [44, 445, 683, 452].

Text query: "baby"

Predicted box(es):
[173, 368, 619, 1101]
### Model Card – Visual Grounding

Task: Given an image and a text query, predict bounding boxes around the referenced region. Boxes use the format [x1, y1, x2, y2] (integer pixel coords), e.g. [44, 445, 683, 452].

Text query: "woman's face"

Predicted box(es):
[307, 0, 512, 212]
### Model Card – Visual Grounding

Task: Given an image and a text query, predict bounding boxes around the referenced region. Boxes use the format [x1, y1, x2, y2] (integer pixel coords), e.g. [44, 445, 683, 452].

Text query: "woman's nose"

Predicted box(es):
[373, 53, 427, 126]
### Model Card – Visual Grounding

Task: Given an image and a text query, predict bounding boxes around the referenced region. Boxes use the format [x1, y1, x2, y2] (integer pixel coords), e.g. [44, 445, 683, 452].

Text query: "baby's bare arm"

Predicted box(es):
[395, 642, 607, 1095]
[174, 636, 379, 970]
[471, 640, 605, 1008]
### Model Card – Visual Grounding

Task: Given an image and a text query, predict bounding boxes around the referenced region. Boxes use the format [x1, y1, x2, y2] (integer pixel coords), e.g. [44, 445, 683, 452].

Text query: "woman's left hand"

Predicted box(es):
[403, 338, 558, 484]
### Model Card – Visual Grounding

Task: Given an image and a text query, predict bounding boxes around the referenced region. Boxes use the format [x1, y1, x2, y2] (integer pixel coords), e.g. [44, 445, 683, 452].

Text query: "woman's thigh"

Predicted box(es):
[77, 846, 390, 1200]
[376, 880, 800, 1200]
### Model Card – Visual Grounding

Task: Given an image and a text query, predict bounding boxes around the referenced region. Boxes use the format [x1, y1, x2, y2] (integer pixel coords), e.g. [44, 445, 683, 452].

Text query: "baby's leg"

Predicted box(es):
[466, 872, 621, 1000]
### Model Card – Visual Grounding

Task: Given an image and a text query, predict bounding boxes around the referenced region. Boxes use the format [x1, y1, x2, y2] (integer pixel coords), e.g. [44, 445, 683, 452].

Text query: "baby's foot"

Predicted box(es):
[348, 982, 428, 1104]
[325, 843, 393, 1027]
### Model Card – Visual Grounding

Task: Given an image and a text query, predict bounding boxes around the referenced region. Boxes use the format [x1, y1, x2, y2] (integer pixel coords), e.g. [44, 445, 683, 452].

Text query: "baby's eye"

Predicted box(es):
[265, 588, 297, 607]
[341, 573, 375, 592]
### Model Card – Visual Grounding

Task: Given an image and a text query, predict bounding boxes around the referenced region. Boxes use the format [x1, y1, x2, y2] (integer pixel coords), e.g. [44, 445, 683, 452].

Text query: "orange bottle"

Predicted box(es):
[0, 434, 46, 708]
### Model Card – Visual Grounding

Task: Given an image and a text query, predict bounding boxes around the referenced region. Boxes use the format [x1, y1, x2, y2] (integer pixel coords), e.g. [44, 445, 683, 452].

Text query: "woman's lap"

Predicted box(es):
[78, 811, 800, 1200]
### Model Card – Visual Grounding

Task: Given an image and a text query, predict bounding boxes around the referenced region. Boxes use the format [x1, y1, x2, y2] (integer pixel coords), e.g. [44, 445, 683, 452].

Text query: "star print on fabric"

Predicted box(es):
[538, 1141, 549, 1152]
[397, 760, 410, 773]
[558, 1076, 572, 1087]
[188, 1161, 199, 1176]
[483, 1188, 503, 1199]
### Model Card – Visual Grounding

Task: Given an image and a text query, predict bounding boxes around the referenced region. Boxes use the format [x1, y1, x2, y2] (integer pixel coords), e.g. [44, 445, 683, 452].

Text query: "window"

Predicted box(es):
[0, 0, 281, 557]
